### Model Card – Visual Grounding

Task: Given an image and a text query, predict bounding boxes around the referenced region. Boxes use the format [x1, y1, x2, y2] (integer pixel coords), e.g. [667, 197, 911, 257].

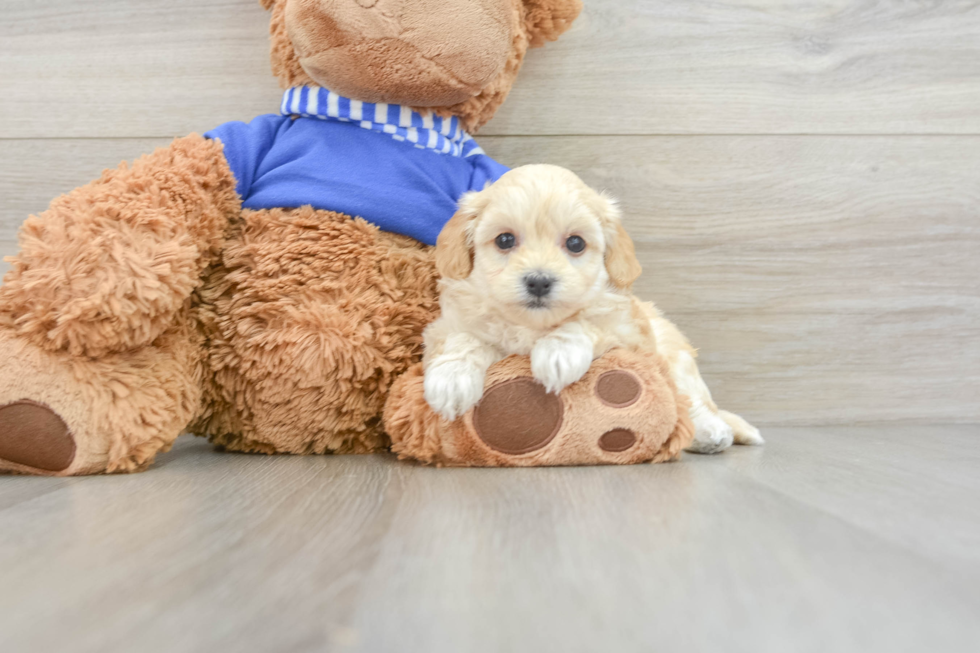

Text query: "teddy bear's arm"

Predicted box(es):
[0, 134, 240, 357]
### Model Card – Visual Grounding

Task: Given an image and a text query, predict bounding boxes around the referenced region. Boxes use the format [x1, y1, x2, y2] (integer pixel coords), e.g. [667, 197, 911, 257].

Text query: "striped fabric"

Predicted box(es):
[281, 87, 485, 159]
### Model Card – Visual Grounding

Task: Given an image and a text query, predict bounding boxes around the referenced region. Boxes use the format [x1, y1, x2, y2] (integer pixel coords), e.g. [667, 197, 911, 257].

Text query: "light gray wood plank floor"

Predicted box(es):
[5, 0, 980, 137]
[1, 426, 978, 653]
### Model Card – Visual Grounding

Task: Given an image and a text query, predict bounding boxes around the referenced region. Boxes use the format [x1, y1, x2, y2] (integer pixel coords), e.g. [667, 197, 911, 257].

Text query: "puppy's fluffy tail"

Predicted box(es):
[718, 410, 764, 446]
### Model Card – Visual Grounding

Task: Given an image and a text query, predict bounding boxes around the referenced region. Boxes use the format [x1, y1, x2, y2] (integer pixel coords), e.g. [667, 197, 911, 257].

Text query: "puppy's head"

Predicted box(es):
[436, 164, 641, 325]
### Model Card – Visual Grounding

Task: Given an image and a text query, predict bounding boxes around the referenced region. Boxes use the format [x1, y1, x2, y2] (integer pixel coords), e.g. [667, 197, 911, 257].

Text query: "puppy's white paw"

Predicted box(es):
[424, 360, 486, 421]
[686, 405, 735, 454]
[531, 332, 594, 394]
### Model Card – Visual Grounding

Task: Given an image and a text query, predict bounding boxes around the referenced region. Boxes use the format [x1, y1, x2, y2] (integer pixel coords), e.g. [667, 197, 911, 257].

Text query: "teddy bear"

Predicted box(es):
[0, 0, 691, 476]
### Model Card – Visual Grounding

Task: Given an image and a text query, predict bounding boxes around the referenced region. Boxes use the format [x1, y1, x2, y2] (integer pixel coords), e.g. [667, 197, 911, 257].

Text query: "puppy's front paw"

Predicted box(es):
[424, 360, 486, 422]
[531, 332, 594, 394]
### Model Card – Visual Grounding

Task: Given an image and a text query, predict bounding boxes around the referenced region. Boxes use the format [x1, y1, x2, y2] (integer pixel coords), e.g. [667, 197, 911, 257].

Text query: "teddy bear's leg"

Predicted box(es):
[0, 134, 239, 474]
[0, 134, 238, 358]
[0, 311, 206, 475]
[190, 211, 439, 457]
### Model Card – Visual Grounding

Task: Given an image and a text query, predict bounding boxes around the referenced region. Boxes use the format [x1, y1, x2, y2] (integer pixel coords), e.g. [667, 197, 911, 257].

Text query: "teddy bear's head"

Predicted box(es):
[260, 0, 582, 131]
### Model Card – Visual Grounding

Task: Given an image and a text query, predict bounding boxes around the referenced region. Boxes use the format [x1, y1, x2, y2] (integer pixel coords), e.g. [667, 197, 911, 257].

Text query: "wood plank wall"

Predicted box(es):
[1, 0, 978, 425]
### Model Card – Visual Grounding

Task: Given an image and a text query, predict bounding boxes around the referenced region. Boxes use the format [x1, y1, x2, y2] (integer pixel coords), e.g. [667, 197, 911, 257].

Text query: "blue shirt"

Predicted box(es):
[205, 87, 509, 246]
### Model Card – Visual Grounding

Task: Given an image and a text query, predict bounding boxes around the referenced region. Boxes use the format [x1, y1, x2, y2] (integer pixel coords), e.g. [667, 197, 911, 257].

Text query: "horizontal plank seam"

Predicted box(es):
[481, 133, 980, 138]
[3, 134, 980, 142]
[750, 419, 980, 428]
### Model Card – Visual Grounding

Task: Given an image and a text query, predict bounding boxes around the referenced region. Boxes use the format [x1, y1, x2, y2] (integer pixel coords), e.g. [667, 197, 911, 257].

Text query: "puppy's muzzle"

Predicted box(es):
[523, 273, 556, 299]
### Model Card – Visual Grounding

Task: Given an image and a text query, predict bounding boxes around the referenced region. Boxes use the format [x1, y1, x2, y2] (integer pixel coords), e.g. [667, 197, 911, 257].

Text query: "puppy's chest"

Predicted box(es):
[480, 323, 547, 356]
[478, 315, 647, 357]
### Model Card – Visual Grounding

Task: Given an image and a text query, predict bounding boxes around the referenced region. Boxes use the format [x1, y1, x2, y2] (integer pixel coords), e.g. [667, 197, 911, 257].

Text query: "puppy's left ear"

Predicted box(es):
[435, 191, 486, 280]
[596, 193, 642, 289]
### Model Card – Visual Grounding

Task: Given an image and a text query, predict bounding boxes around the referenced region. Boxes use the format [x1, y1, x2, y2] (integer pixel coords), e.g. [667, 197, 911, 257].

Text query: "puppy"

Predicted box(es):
[422, 164, 763, 453]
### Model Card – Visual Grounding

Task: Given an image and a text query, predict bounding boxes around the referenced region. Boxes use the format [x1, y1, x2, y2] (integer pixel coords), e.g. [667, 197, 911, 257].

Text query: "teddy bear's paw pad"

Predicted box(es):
[598, 428, 637, 453]
[473, 378, 563, 455]
[594, 370, 642, 408]
[0, 400, 75, 472]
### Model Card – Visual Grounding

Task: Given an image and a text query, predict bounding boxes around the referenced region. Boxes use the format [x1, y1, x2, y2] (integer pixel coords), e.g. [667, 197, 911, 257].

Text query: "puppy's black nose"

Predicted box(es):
[524, 273, 555, 298]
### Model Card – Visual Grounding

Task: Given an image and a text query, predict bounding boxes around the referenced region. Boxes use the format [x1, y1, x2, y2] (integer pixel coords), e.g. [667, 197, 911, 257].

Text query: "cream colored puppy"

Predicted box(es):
[423, 164, 763, 453]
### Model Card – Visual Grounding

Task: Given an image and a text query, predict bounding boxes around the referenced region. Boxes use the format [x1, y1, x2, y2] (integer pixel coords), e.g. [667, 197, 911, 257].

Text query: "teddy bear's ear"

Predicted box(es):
[523, 0, 583, 48]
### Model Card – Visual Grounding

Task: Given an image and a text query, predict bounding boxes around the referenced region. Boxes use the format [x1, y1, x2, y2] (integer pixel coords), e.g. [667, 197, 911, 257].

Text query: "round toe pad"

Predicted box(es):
[473, 378, 563, 455]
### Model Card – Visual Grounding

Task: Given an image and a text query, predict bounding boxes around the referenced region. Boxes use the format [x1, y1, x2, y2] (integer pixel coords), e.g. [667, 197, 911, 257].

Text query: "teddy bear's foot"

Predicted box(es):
[385, 349, 695, 467]
[0, 400, 75, 473]
[0, 333, 105, 476]
[0, 322, 203, 476]
[471, 371, 652, 456]
[470, 366, 661, 464]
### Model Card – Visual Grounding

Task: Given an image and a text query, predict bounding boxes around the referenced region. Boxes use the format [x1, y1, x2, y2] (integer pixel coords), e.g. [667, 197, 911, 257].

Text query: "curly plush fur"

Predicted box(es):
[192, 209, 438, 456]
[0, 135, 239, 358]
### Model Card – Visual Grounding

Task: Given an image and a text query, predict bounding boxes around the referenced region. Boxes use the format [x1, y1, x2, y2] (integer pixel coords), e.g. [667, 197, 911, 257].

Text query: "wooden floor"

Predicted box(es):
[1, 426, 978, 653]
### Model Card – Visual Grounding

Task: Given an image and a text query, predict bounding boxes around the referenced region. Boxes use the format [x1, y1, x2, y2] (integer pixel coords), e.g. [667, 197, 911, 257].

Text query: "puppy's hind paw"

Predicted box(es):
[686, 408, 735, 454]
[424, 360, 486, 422]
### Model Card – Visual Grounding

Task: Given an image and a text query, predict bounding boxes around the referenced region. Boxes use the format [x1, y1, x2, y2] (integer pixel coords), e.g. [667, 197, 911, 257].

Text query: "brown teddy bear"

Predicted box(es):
[0, 0, 690, 475]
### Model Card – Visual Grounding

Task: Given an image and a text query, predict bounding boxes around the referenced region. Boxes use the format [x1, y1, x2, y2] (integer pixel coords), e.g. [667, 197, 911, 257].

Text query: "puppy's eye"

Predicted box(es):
[495, 233, 516, 251]
[565, 235, 586, 254]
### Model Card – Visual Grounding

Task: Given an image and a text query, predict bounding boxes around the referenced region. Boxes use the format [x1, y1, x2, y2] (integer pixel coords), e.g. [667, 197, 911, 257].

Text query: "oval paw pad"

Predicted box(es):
[598, 428, 637, 452]
[595, 370, 642, 408]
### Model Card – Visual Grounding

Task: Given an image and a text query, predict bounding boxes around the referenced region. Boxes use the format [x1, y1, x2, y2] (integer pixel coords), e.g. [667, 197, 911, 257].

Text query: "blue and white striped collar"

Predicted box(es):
[281, 87, 485, 159]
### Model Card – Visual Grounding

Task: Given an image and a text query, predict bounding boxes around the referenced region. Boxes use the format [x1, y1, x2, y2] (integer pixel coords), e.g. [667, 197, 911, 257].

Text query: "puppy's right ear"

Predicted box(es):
[435, 191, 485, 280]
[260, 0, 276, 10]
